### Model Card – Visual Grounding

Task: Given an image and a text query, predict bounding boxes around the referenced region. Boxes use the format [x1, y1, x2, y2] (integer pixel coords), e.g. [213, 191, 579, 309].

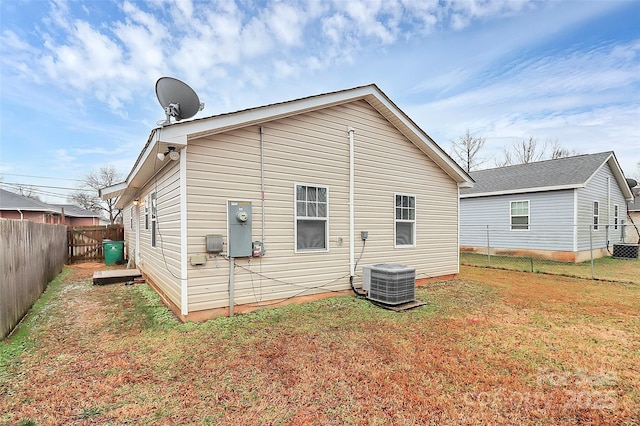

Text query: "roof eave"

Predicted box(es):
[461, 183, 583, 198]
[115, 84, 474, 202]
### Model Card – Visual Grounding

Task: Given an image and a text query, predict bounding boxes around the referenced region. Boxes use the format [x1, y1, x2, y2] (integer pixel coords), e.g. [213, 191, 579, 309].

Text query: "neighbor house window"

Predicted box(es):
[295, 184, 328, 252]
[614, 205, 619, 230]
[510, 200, 529, 230]
[593, 201, 599, 231]
[395, 194, 416, 247]
[151, 192, 157, 247]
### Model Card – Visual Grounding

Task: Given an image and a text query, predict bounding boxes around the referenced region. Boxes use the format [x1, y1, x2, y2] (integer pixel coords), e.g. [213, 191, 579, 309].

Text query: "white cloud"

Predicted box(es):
[265, 2, 306, 46]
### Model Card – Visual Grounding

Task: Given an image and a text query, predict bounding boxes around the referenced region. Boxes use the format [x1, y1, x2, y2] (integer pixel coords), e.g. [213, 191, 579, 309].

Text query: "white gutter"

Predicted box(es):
[348, 126, 355, 277]
[180, 147, 189, 317]
[461, 183, 586, 198]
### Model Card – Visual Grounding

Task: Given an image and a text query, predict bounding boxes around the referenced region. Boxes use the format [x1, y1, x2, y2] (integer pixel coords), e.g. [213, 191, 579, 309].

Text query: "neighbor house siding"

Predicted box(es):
[137, 162, 183, 309]
[184, 100, 460, 311]
[460, 190, 575, 251]
[576, 163, 628, 251]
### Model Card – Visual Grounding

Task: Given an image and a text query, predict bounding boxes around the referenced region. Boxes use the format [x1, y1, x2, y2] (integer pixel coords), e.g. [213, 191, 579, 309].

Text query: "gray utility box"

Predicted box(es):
[228, 200, 252, 257]
[363, 263, 416, 305]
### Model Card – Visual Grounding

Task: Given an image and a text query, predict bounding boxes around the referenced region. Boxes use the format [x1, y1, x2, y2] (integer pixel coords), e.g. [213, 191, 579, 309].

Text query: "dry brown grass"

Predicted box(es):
[1, 264, 638, 425]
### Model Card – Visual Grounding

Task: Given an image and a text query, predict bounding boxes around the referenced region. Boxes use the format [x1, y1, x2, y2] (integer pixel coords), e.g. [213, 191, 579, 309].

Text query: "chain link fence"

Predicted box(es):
[460, 223, 639, 284]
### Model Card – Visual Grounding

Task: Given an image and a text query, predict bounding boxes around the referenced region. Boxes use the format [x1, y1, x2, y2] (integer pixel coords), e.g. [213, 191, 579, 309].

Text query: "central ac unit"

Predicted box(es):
[362, 263, 416, 305]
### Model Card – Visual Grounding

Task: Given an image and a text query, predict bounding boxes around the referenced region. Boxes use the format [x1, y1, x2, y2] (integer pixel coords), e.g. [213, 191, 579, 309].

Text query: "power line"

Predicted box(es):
[0, 173, 84, 182]
[0, 182, 92, 191]
[1, 184, 74, 200]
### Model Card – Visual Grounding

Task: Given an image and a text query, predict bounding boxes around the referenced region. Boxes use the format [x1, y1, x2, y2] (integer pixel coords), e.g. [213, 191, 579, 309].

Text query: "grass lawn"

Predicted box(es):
[1, 263, 638, 425]
[460, 252, 640, 283]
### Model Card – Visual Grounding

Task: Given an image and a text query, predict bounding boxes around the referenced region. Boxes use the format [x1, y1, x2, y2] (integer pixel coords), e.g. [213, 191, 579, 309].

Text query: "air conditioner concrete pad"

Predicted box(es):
[93, 269, 143, 285]
[370, 300, 428, 312]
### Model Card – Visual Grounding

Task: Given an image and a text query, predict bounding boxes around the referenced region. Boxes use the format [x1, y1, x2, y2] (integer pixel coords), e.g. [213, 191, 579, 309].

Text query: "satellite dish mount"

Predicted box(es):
[155, 77, 204, 126]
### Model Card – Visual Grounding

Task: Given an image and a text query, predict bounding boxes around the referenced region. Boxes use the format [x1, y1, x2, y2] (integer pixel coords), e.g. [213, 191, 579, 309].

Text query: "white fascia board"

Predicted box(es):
[582, 153, 634, 201]
[460, 183, 584, 198]
[99, 181, 128, 200]
[160, 86, 377, 140]
[365, 93, 473, 185]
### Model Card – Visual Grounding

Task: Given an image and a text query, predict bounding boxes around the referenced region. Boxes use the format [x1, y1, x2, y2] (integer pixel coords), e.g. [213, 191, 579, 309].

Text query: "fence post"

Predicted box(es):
[486, 225, 491, 267]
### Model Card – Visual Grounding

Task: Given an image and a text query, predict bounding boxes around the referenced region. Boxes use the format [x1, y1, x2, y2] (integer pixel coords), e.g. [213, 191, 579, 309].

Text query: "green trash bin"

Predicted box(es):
[103, 240, 124, 265]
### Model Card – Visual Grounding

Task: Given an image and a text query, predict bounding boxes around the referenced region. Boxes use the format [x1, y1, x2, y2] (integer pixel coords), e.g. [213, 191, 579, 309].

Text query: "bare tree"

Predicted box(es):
[12, 184, 42, 201]
[70, 165, 123, 225]
[450, 130, 486, 172]
[496, 137, 547, 167]
[550, 141, 579, 159]
[496, 138, 580, 167]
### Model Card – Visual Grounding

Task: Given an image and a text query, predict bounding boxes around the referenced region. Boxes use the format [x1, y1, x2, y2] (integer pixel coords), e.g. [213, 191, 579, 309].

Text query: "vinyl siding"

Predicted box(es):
[185, 100, 460, 312]
[460, 190, 575, 251]
[576, 163, 628, 250]
[136, 162, 183, 308]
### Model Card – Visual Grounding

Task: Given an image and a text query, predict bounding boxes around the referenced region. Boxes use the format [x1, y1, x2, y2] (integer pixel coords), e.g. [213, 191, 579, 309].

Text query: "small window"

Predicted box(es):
[614, 205, 619, 230]
[151, 192, 157, 247]
[593, 201, 599, 231]
[511, 201, 529, 230]
[295, 184, 328, 252]
[395, 194, 416, 246]
[144, 196, 149, 230]
[130, 206, 134, 230]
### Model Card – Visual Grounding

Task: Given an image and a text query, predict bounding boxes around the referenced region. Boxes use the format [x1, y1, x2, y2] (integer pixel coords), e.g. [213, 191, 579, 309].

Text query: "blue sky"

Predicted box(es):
[1, 0, 639, 203]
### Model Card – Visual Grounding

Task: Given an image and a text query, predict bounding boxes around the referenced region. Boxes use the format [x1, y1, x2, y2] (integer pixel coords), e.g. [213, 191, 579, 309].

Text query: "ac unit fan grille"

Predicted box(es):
[365, 263, 415, 305]
[612, 243, 639, 259]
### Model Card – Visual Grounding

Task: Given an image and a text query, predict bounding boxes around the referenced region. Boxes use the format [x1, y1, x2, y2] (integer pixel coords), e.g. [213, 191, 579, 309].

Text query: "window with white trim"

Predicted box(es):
[151, 192, 157, 247]
[510, 200, 529, 230]
[144, 197, 149, 230]
[130, 206, 134, 230]
[395, 194, 416, 246]
[593, 201, 599, 231]
[295, 184, 328, 252]
[614, 204, 619, 230]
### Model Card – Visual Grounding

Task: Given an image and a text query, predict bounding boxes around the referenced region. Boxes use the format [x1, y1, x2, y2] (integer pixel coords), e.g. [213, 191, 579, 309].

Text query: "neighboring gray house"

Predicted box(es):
[460, 152, 634, 262]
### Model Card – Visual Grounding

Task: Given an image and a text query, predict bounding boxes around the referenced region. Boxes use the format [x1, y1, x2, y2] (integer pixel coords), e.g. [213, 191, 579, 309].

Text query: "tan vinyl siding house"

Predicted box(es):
[102, 84, 473, 321]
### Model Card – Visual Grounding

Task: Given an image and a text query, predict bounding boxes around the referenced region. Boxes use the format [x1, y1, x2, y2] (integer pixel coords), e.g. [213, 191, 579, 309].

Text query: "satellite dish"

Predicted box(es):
[627, 178, 638, 189]
[155, 77, 204, 126]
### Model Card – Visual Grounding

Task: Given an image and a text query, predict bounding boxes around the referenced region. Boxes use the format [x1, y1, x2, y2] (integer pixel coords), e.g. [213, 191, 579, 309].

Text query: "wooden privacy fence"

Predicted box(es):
[67, 225, 124, 263]
[0, 219, 67, 340]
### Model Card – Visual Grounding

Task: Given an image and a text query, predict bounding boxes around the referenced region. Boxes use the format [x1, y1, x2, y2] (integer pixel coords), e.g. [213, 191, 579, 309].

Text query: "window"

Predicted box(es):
[151, 192, 157, 247]
[614, 205, 619, 230]
[395, 194, 416, 246]
[144, 196, 149, 230]
[593, 201, 599, 231]
[130, 206, 134, 230]
[510, 201, 529, 230]
[295, 184, 328, 252]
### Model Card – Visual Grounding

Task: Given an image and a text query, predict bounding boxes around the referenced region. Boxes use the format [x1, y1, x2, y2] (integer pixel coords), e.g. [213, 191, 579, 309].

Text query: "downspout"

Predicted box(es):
[17, 209, 23, 220]
[347, 126, 365, 296]
[260, 126, 265, 243]
[348, 126, 355, 278]
[573, 189, 578, 253]
[607, 177, 611, 251]
[180, 146, 189, 317]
